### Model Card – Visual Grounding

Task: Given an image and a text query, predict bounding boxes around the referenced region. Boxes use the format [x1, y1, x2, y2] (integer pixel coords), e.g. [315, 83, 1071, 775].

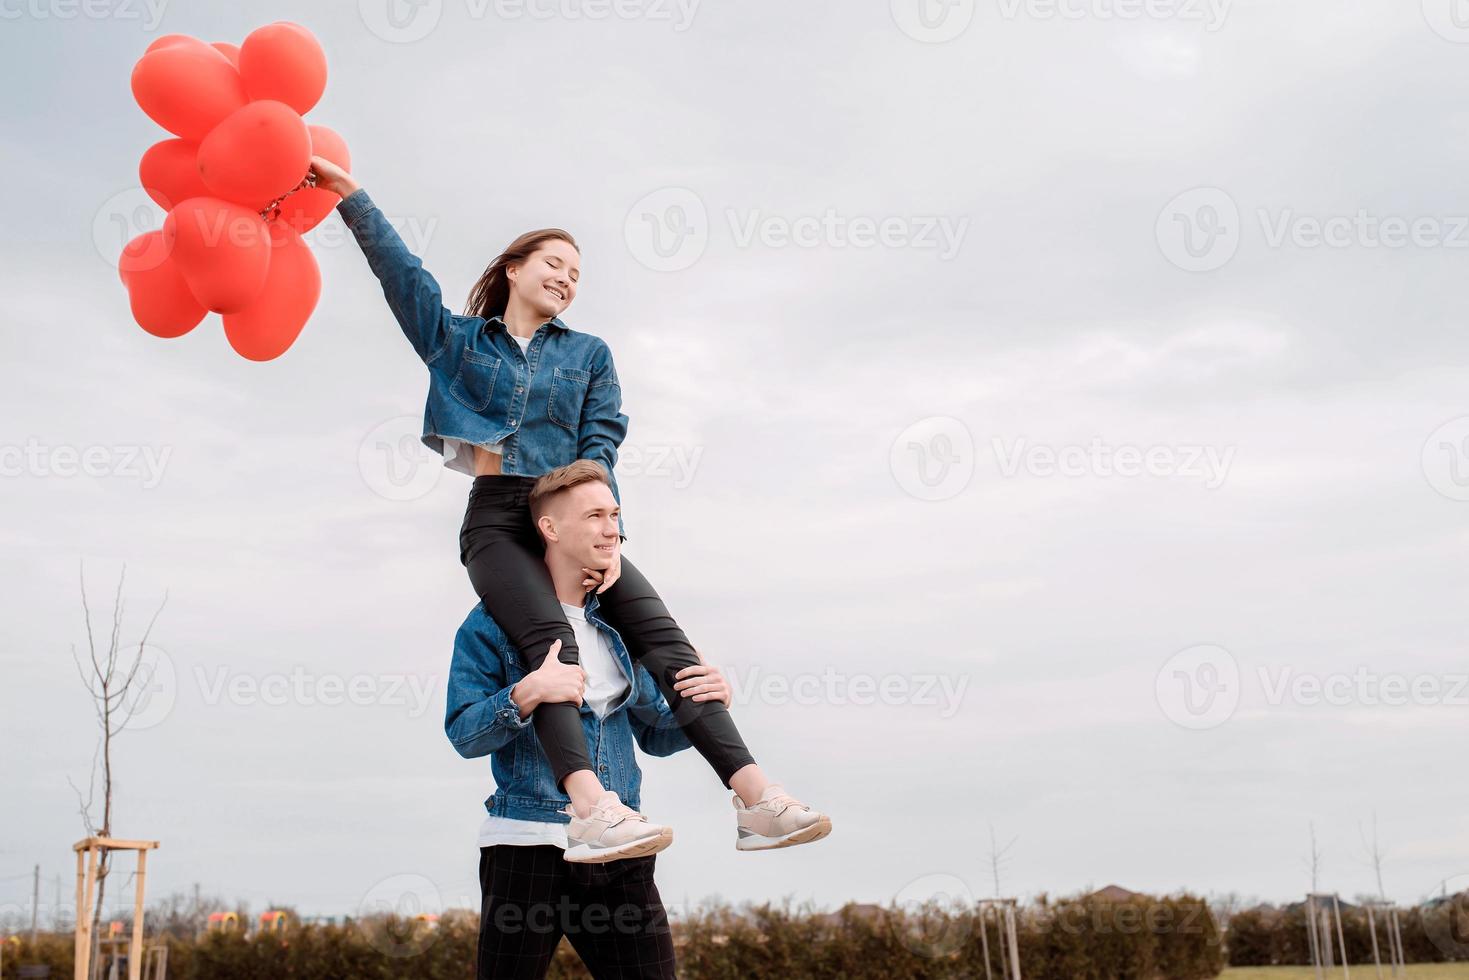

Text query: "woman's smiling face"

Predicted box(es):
[508, 239, 580, 319]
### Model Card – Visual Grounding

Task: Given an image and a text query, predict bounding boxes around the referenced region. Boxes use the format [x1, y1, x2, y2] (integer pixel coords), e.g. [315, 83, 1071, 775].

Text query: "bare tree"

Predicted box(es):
[146, 888, 232, 940]
[1358, 810, 1389, 900]
[986, 823, 1019, 898]
[1208, 891, 1246, 932]
[69, 562, 166, 977]
[1302, 821, 1322, 892]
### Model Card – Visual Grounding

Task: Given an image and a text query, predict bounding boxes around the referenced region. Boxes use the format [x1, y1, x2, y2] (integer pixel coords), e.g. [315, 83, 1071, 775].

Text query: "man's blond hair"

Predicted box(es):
[529, 459, 613, 528]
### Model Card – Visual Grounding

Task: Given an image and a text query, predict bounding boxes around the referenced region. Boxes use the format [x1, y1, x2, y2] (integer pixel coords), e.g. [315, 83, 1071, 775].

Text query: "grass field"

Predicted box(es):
[1222, 966, 1467, 979]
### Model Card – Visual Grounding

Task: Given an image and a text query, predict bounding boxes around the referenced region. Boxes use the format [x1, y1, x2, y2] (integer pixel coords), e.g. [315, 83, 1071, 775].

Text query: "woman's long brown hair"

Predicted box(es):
[463, 229, 580, 320]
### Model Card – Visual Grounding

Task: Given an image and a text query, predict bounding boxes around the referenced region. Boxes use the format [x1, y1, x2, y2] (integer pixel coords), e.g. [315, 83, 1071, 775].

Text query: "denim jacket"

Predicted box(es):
[337, 188, 628, 537]
[444, 591, 693, 822]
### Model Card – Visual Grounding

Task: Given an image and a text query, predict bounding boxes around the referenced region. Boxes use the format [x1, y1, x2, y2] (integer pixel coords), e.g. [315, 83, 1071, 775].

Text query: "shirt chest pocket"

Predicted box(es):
[548, 367, 591, 432]
[450, 349, 504, 413]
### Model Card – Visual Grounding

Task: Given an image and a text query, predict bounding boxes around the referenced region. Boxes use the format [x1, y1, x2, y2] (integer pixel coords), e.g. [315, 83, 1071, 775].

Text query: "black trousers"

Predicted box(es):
[476, 844, 675, 979]
[460, 474, 756, 788]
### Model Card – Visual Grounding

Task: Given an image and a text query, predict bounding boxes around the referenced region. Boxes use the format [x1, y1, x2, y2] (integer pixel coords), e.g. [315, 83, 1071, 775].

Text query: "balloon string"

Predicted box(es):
[259, 170, 319, 222]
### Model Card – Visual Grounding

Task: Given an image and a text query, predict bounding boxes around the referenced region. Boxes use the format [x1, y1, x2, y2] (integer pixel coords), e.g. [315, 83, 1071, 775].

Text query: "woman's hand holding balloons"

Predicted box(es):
[306, 154, 359, 200]
[120, 21, 343, 361]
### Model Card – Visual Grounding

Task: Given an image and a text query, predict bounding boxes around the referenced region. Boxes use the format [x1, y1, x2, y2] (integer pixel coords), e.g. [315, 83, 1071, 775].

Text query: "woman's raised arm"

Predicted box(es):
[312, 156, 461, 365]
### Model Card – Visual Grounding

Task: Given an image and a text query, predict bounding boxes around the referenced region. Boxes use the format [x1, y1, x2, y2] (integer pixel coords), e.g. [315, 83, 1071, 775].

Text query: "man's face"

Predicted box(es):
[542, 481, 620, 570]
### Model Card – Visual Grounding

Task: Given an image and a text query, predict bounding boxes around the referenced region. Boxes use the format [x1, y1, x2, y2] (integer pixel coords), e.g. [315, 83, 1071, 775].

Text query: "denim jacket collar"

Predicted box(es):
[486, 314, 570, 333]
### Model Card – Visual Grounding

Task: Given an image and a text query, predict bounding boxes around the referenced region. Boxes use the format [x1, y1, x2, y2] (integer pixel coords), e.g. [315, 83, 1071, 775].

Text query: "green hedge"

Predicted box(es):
[1224, 896, 1469, 966]
[3, 892, 1223, 980]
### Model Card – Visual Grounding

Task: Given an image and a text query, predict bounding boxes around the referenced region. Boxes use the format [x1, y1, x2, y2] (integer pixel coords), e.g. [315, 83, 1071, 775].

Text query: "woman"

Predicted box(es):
[309, 157, 830, 862]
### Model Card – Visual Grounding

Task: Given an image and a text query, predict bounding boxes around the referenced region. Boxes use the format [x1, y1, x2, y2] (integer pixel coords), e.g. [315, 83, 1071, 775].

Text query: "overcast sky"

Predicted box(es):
[2, 0, 1467, 932]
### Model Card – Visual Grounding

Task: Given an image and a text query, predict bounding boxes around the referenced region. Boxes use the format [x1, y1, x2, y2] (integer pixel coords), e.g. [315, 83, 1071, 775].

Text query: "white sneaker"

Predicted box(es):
[562, 791, 673, 864]
[733, 784, 832, 851]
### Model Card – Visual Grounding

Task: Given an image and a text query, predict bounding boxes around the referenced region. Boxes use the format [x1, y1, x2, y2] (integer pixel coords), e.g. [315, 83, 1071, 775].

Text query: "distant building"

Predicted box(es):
[816, 903, 887, 927]
[1421, 889, 1469, 911]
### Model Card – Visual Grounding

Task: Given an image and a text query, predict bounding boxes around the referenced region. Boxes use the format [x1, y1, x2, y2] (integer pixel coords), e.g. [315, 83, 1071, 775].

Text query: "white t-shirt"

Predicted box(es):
[443, 332, 533, 475]
[476, 600, 632, 849]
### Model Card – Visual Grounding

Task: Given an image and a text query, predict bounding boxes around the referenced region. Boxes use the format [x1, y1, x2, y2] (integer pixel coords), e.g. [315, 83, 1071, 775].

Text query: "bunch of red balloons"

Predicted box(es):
[120, 22, 347, 361]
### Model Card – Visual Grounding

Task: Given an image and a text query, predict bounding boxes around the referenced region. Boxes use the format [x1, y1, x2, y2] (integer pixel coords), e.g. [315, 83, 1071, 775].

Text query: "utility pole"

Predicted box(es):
[30, 864, 39, 943]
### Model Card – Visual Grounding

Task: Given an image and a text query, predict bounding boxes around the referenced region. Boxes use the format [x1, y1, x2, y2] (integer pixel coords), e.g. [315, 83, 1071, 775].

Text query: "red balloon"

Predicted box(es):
[119, 232, 207, 339]
[163, 197, 272, 314]
[145, 34, 206, 54]
[239, 22, 327, 115]
[277, 125, 352, 234]
[211, 41, 240, 66]
[117, 226, 172, 279]
[197, 101, 311, 211]
[131, 42, 246, 141]
[139, 138, 209, 210]
[223, 222, 320, 361]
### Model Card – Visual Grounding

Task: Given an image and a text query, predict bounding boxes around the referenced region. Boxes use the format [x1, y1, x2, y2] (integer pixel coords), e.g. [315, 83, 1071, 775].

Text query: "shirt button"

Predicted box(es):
[515, 386, 523, 393]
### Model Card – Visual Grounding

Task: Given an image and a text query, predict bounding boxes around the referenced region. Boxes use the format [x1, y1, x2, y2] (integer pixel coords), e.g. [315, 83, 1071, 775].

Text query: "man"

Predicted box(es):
[445, 460, 828, 978]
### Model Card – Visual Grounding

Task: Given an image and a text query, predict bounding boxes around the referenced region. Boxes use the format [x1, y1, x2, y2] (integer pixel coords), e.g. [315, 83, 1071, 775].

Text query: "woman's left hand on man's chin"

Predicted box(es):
[582, 553, 622, 594]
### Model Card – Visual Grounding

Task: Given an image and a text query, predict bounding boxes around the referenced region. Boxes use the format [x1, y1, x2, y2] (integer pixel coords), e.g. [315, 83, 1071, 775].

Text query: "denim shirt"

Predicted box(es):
[444, 592, 693, 822]
[337, 188, 628, 537]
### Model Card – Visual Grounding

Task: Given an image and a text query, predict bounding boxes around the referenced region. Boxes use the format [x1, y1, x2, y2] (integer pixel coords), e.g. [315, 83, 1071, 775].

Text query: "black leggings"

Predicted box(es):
[459, 474, 756, 790]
